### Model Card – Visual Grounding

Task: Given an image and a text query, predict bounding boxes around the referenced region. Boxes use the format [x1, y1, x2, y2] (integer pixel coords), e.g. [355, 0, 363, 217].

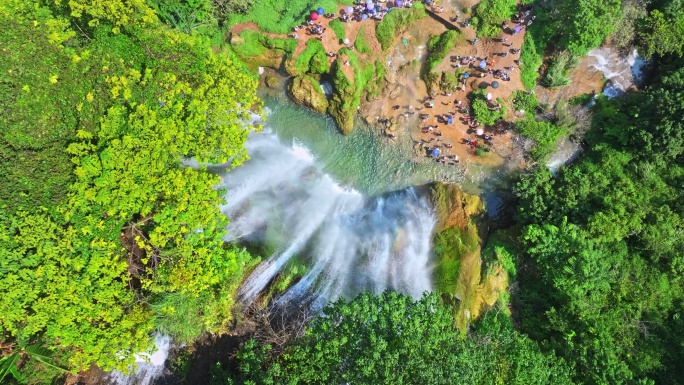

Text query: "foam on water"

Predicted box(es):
[216, 131, 436, 305]
[587, 47, 647, 97]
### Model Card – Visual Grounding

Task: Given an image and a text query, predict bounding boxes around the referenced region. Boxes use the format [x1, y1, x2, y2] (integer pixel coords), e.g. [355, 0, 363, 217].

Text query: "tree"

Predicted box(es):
[221, 291, 573, 384]
[638, 4, 684, 59]
[1, 0, 260, 377]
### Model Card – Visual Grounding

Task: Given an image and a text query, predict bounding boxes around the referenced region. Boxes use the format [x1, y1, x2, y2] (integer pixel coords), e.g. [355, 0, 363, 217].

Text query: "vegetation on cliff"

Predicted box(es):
[0, 0, 259, 380]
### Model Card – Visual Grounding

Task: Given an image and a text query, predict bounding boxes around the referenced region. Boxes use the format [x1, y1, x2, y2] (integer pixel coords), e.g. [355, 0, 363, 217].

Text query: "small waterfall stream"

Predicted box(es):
[587, 47, 647, 97]
[107, 335, 171, 385]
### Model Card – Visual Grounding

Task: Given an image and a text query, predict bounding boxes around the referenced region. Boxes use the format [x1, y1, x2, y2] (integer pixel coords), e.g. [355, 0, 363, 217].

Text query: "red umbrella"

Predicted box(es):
[310, 12, 319, 20]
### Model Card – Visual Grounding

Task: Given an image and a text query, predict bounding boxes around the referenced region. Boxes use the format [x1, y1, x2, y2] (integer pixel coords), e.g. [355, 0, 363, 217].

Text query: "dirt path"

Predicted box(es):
[231, 2, 533, 169]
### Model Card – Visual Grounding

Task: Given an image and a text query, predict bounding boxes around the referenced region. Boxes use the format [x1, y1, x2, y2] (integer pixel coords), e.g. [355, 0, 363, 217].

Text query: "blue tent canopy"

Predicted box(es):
[479, 60, 487, 69]
[432, 148, 440, 157]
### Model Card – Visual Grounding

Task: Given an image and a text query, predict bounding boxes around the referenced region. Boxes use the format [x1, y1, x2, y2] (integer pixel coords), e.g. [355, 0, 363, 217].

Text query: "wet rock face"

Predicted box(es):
[288, 76, 329, 113]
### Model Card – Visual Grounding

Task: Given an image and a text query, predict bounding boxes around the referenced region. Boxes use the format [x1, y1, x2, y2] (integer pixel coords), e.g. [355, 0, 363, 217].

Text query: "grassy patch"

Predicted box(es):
[294, 38, 329, 74]
[516, 117, 566, 161]
[542, 50, 579, 88]
[264, 258, 308, 302]
[473, 0, 516, 38]
[227, 0, 354, 34]
[365, 59, 386, 100]
[520, 32, 543, 90]
[425, 30, 461, 74]
[375, 2, 426, 50]
[354, 26, 372, 55]
[329, 18, 345, 41]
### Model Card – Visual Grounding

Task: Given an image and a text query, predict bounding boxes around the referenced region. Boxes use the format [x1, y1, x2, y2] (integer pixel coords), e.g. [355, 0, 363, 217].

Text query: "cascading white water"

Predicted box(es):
[587, 47, 647, 97]
[107, 335, 171, 385]
[217, 130, 436, 306]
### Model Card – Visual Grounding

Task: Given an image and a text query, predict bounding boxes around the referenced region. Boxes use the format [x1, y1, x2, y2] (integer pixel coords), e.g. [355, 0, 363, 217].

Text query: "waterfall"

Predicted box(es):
[587, 47, 647, 97]
[107, 335, 171, 385]
[217, 130, 436, 306]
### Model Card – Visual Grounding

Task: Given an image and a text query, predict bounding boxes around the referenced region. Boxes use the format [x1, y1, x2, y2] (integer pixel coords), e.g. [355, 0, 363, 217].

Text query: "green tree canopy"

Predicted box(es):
[219, 291, 573, 385]
[0, 0, 259, 378]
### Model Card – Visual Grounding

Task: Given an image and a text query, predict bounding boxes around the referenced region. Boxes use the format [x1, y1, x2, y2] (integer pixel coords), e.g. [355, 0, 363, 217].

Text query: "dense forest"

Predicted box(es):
[1, 0, 683, 384]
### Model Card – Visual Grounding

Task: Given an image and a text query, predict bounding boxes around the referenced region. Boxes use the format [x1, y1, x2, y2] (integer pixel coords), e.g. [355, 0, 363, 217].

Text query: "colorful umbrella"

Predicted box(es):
[310, 12, 319, 20]
[361, 13, 368, 20]
[479, 60, 486, 69]
[476, 129, 484, 136]
[346, 6, 354, 14]
[367, 3, 375, 10]
[317, 7, 324, 15]
[491, 81, 500, 89]
[486, 93, 493, 101]
[395, 0, 403, 6]
[463, 72, 469, 79]
[432, 148, 440, 157]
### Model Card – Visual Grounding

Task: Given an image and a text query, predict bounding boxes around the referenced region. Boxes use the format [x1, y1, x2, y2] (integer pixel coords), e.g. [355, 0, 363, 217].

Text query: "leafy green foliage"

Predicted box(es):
[0, 0, 259, 378]
[470, 89, 506, 126]
[213, 0, 254, 22]
[353, 26, 371, 54]
[473, 0, 516, 38]
[513, 62, 684, 384]
[638, 3, 684, 59]
[512, 90, 539, 115]
[221, 292, 573, 384]
[515, 118, 565, 161]
[520, 32, 542, 90]
[523, 0, 621, 59]
[328, 18, 345, 41]
[375, 2, 426, 50]
[226, 0, 353, 34]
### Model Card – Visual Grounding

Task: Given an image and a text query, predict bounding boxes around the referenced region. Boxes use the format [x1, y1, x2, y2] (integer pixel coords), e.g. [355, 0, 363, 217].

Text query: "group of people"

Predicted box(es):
[292, 20, 327, 39]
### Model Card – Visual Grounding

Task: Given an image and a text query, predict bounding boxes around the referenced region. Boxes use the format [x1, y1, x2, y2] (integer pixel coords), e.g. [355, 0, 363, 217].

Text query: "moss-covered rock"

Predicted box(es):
[230, 30, 295, 71]
[287, 39, 329, 76]
[423, 182, 486, 233]
[288, 75, 329, 113]
[328, 49, 377, 135]
[264, 75, 279, 88]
